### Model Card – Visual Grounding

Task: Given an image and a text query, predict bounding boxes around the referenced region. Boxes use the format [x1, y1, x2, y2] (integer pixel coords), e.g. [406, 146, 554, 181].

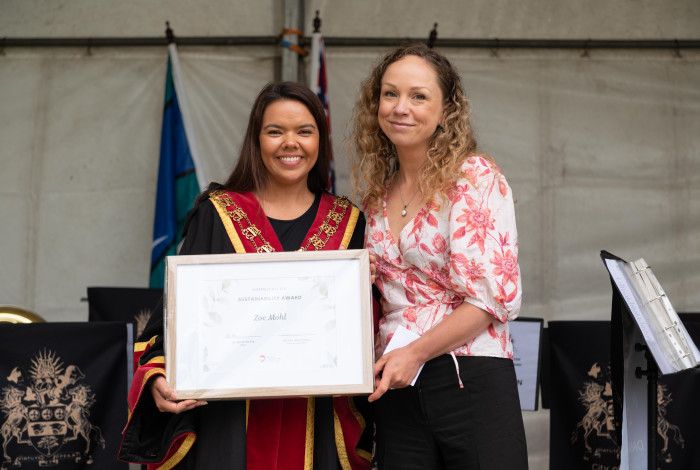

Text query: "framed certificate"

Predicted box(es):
[164, 249, 374, 400]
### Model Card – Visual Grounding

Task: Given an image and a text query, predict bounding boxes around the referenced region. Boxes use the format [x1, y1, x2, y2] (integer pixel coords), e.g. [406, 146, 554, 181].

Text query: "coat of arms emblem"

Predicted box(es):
[570, 362, 685, 467]
[1, 350, 104, 468]
[570, 363, 620, 462]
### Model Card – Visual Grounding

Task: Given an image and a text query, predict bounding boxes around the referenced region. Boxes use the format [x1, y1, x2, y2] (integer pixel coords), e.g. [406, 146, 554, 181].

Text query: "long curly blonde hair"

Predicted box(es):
[351, 44, 480, 210]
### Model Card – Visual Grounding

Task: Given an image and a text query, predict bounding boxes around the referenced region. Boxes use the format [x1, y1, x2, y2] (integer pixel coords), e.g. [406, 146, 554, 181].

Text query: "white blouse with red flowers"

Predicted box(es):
[366, 156, 522, 360]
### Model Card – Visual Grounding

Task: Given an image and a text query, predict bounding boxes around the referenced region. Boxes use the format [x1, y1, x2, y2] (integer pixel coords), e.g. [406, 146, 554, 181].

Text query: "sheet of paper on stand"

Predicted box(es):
[604, 256, 700, 375]
[628, 258, 700, 371]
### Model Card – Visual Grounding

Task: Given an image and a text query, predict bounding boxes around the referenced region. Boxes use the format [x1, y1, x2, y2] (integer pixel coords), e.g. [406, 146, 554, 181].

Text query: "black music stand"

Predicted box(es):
[601, 250, 700, 470]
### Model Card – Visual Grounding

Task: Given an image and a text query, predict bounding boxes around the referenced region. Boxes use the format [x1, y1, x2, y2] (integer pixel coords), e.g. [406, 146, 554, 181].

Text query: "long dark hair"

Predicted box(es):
[194, 81, 331, 209]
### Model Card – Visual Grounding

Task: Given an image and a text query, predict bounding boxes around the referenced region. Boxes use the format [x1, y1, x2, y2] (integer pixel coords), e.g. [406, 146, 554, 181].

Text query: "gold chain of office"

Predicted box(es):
[211, 191, 350, 252]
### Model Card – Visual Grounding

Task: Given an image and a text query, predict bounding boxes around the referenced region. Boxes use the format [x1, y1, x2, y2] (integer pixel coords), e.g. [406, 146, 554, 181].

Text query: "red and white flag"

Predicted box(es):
[309, 32, 335, 193]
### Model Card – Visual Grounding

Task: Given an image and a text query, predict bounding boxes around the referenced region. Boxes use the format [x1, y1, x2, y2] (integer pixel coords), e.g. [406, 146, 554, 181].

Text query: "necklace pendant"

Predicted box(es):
[401, 206, 408, 217]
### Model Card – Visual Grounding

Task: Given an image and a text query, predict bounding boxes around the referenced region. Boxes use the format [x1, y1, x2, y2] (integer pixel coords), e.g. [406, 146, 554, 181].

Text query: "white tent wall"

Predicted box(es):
[1, 0, 698, 39]
[305, 0, 699, 40]
[326, 47, 700, 319]
[1, 2, 699, 470]
[0, 0, 279, 37]
[0, 46, 277, 319]
[0, 49, 162, 316]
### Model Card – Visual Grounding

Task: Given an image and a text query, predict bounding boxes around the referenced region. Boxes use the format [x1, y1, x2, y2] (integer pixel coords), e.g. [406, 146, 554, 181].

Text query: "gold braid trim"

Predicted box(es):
[127, 367, 165, 420]
[210, 192, 356, 253]
[333, 409, 351, 470]
[209, 192, 247, 254]
[245, 400, 250, 431]
[300, 196, 353, 251]
[357, 448, 373, 462]
[347, 398, 372, 462]
[333, 399, 372, 469]
[304, 398, 315, 470]
[347, 396, 366, 431]
[145, 355, 165, 365]
[134, 335, 158, 352]
[340, 206, 360, 250]
[157, 433, 196, 470]
[210, 191, 274, 253]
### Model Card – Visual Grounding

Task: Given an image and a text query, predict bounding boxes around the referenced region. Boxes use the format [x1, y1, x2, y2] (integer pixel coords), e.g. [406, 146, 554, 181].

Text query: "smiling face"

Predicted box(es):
[378, 55, 444, 156]
[259, 99, 320, 191]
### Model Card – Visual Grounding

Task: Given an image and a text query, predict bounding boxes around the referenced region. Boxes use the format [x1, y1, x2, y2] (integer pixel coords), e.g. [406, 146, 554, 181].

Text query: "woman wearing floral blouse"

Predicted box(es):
[352, 44, 528, 469]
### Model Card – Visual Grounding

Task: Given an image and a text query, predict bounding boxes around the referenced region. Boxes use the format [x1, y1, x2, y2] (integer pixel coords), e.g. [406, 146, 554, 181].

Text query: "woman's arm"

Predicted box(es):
[368, 302, 492, 402]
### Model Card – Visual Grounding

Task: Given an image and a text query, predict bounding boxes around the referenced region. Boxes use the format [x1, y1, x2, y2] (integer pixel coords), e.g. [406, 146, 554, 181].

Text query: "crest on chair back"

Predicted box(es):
[1, 349, 105, 468]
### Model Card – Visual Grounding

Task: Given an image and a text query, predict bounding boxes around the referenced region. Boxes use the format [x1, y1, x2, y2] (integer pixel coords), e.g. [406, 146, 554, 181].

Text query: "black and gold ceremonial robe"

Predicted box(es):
[119, 191, 373, 470]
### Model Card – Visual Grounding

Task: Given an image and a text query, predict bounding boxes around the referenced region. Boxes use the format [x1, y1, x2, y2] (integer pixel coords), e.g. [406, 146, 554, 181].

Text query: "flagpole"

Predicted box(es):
[309, 32, 321, 92]
[308, 11, 335, 193]
[165, 26, 206, 191]
[309, 11, 322, 92]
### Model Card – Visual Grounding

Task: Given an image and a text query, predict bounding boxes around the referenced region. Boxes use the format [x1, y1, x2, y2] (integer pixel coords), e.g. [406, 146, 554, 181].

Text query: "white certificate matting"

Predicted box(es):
[164, 250, 373, 400]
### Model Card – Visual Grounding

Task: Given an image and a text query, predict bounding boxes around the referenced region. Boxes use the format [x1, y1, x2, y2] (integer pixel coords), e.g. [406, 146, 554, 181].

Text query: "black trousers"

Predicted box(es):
[374, 355, 528, 470]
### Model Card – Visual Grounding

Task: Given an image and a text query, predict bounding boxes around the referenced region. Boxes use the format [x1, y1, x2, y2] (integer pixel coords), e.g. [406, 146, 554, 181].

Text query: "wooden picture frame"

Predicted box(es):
[164, 249, 373, 400]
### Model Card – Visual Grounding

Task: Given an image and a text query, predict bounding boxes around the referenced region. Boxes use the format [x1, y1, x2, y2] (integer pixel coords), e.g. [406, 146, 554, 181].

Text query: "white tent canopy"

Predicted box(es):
[1, 2, 699, 469]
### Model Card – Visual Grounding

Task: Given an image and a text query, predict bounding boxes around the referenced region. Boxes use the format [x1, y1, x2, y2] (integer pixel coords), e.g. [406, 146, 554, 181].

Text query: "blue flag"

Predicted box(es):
[150, 48, 200, 288]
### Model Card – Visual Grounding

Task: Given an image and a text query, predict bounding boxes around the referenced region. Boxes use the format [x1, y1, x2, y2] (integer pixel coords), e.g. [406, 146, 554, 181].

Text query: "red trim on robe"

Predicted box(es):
[224, 192, 284, 252]
[247, 398, 311, 470]
[123, 358, 165, 431]
[213, 191, 355, 253]
[307, 193, 354, 250]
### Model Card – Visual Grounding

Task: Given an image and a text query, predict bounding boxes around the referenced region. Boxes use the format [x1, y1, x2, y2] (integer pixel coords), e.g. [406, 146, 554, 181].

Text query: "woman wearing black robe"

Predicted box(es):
[119, 82, 373, 470]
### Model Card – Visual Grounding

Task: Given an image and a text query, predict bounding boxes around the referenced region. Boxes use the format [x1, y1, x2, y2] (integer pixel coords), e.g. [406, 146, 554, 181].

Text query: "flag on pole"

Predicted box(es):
[309, 30, 335, 193]
[150, 44, 204, 288]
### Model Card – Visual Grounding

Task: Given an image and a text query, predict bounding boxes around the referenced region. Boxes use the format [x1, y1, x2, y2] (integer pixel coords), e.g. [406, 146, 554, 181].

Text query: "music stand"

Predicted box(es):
[601, 250, 700, 470]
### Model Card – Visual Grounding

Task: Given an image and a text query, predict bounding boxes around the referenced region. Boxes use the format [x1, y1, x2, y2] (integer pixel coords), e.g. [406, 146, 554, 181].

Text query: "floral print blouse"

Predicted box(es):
[366, 156, 521, 359]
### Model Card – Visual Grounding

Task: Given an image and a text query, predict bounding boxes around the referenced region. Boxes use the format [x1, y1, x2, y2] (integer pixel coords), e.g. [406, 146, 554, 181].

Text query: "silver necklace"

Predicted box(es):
[397, 181, 420, 217]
